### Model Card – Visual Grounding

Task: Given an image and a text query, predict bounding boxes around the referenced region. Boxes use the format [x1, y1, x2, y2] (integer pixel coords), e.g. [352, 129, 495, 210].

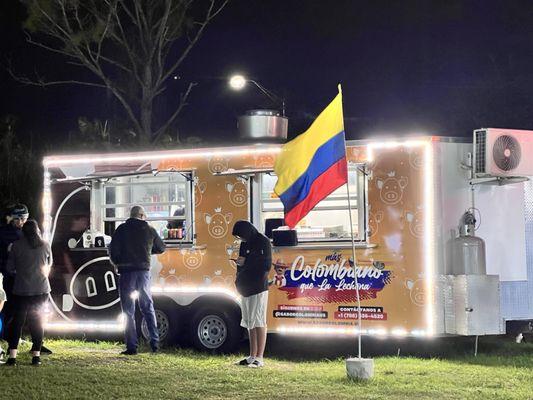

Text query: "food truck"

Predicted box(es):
[41, 127, 533, 351]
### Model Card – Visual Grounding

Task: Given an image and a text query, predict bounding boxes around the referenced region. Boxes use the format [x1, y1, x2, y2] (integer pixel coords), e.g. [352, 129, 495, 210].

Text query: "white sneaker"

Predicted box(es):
[248, 359, 264, 368]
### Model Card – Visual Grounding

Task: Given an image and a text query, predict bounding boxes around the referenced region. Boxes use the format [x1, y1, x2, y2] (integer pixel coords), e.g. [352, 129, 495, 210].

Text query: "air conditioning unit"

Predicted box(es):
[474, 128, 533, 178]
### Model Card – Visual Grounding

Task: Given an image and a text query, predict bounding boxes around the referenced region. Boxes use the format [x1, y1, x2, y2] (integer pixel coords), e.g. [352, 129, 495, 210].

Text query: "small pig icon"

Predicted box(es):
[194, 179, 207, 207]
[368, 209, 384, 238]
[409, 149, 423, 170]
[208, 156, 229, 174]
[405, 279, 425, 307]
[405, 208, 423, 238]
[254, 154, 275, 168]
[376, 172, 408, 205]
[226, 178, 248, 207]
[204, 208, 233, 239]
[180, 248, 207, 270]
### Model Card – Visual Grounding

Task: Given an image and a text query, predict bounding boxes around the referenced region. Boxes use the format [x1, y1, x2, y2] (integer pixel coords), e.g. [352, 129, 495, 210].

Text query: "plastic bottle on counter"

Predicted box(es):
[163, 227, 169, 240]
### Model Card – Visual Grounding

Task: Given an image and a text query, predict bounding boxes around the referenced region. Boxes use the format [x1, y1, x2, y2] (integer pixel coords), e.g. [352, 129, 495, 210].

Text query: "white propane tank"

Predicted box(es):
[451, 211, 486, 275]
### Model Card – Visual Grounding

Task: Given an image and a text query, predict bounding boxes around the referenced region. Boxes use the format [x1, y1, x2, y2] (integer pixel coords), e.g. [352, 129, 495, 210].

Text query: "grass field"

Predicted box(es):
[0, 338, 532, 400]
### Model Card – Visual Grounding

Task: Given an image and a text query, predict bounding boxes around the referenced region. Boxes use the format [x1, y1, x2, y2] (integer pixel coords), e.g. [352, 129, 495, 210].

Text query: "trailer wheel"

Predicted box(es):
[190, 307, 241, 353]
[140, 305, 180, 346]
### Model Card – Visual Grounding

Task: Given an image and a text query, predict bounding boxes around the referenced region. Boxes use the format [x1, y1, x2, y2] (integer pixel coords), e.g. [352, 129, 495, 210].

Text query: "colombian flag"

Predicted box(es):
[274, 87, 347, 228]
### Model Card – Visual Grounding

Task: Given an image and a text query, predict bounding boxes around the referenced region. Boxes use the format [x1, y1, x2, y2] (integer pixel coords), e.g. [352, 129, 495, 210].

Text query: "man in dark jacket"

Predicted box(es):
[109, 205, 166, 355]
[232, 220, 272, 368]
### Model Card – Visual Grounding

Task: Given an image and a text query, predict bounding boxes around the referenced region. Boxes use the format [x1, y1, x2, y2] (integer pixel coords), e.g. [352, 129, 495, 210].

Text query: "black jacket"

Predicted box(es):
[0, 224, 22, 276]
[108, 218, 166, 273]
[233, 220, 272, 297]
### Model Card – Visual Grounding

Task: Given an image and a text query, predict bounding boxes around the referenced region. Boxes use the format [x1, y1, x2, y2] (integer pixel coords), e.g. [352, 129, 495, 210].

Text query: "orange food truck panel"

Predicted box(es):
[156, 143, 430, 334]
[43, 140, 434, 341]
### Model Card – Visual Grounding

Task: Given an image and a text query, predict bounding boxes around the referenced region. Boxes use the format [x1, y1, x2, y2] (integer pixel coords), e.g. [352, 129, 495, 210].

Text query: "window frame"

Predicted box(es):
[252, 162, 368, 243]
[90, 170, 196, 244]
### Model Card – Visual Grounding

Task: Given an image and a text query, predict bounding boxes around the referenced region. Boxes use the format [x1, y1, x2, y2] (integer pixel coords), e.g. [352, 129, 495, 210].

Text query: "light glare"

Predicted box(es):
[229, 74, 246, 90]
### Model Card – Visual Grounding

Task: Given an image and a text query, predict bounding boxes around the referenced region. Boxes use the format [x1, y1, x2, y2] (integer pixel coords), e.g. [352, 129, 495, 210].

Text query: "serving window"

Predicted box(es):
[257, 164, 367, 242]
[93, 171, 194, 243]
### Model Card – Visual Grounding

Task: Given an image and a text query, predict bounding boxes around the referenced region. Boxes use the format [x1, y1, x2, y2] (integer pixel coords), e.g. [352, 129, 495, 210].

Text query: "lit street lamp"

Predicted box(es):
[228, 74, 285, 116]
[228, 74, 246, 90]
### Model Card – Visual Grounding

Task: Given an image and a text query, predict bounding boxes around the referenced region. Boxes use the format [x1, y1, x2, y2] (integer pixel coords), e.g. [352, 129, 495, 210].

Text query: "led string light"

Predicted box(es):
[276, 326, 429, 337]
[44, 321, 125, 332]
[151, 286, 240, 300]
[42, 170, 52, 241]
[43, 145, 282, 167]
[423, 140, 436, 336]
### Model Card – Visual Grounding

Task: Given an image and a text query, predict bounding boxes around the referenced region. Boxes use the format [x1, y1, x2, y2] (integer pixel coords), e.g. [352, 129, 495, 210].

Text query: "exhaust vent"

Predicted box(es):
[238, 110, 288, 142]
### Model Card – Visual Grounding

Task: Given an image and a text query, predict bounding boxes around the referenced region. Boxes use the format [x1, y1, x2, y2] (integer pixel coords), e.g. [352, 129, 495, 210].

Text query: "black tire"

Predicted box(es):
[140, 303, 180, 347]
[190, 306, 241, 353]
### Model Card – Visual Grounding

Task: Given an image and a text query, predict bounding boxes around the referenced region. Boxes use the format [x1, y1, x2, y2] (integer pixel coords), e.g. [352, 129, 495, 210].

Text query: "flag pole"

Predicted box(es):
[345, 163, 362, 359]
[338, 83, 362, 359]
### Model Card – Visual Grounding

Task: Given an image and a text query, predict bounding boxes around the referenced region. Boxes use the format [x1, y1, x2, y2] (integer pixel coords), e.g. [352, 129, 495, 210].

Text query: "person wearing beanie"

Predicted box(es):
[0, 204, 28, 338]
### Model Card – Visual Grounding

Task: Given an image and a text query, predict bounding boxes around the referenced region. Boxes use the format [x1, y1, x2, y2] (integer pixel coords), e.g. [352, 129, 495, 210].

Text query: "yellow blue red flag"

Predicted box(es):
[274, 86, 347, 228]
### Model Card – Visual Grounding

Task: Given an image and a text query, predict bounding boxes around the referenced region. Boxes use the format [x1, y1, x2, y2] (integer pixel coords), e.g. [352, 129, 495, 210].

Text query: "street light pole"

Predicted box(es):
[247, 79, 285, 117]
[229, 74, 285, 116]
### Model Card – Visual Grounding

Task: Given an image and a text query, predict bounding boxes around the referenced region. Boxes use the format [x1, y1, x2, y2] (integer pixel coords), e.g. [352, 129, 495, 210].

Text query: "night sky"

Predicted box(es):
[2, 0, 533, 145]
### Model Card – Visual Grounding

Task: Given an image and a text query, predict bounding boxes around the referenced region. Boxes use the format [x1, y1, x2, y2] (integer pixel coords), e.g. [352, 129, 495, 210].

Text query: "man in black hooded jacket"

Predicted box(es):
[232, 220, 272, 368]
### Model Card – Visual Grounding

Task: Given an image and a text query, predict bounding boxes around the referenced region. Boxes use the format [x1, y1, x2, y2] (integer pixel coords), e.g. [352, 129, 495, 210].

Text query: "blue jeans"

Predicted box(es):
[119, 270, 159, 351]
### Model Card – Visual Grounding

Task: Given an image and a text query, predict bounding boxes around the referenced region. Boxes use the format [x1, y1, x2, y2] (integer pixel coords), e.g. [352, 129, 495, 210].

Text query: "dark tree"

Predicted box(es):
[0, 115, 42, 220]
[11, 0, 228, 144]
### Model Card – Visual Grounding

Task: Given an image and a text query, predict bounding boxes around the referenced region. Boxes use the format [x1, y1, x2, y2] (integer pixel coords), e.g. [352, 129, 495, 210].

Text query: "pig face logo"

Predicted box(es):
[161, 159, 185, 171]
[253, 154, 275, 168]
[368, 209, 384, 238]
[194, 178, 207, 207]
[226, 178, 248, 207]
[208, 156, 229, 174]
[60, 256, 120, 312]
[405, 208, 423, 238]
[376, 172, 408, 205]
[205, 208, 233, 239]
[409, 149, 423, 170]
[406, 279, 425, 307]
[180, 248, 207, 270]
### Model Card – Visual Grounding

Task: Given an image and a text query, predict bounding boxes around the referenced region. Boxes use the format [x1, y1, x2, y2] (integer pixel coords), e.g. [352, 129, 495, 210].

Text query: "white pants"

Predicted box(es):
[240, 291, 268, 329]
